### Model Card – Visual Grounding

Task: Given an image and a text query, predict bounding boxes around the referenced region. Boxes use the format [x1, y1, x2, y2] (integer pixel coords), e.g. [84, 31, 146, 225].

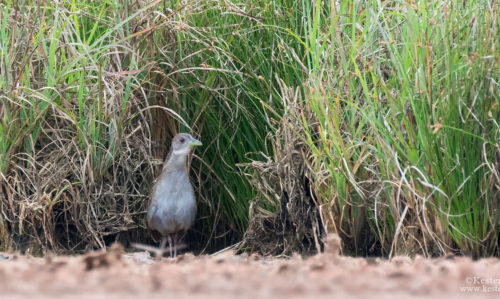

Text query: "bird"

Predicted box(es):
[146, 133, 202, 258]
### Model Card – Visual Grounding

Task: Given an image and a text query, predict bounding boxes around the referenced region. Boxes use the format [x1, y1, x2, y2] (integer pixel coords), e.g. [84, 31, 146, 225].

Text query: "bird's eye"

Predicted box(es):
[179, 138, 185, 143]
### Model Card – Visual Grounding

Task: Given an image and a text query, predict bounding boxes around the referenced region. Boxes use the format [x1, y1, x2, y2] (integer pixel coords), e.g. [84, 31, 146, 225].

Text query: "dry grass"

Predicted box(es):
[239, 82, 325, 256]
[0, 0, 288, 254]
[1, 0, 498, 258]
[0, 1, 183, 253]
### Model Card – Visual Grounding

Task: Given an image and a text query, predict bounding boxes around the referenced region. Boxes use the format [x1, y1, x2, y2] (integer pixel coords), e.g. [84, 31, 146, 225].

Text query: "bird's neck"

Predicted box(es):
[163, 151, 188, 173]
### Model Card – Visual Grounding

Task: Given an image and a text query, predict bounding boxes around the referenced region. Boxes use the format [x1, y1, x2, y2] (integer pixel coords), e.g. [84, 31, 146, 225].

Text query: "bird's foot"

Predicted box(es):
[131, 243, 165, 259]
[131, 242, 187, 260]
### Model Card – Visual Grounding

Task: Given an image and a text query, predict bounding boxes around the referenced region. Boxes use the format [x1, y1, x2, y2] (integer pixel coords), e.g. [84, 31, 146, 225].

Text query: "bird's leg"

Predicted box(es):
[167, 235, 173, 258]
[173, 233, 178, 258]
[159, 236, 167, 258]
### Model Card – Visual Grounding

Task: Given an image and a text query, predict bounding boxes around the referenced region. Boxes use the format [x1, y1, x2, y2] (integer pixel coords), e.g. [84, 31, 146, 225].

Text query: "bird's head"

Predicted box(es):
[171, 133, 202, 156]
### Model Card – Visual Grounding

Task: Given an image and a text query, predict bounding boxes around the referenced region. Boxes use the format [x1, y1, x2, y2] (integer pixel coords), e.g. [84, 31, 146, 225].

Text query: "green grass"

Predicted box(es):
[150, 0, 307, 249]
[0, 0, 164, 252]
[0, 0, 498, 257]
[298, 0, 499, 257]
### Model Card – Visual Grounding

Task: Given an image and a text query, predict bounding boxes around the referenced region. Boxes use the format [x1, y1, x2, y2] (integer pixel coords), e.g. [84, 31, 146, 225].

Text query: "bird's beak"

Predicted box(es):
[188, 137, 202, 147]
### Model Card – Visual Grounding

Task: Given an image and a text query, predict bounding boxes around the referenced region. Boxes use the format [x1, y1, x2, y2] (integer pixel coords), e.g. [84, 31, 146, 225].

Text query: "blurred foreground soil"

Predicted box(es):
[0, 238, 499, 299]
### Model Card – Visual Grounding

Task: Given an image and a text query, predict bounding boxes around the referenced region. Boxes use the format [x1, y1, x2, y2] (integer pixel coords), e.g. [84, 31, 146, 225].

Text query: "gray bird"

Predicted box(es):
[147, 133, 202, 258]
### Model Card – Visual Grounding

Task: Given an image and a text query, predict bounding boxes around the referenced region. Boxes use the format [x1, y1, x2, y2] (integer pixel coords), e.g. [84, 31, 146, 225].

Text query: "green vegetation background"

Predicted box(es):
[0, 0, 498, 257]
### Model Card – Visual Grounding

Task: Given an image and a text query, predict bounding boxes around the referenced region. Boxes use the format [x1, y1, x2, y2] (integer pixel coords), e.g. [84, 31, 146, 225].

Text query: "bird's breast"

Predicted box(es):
[147, 170, 197, 235]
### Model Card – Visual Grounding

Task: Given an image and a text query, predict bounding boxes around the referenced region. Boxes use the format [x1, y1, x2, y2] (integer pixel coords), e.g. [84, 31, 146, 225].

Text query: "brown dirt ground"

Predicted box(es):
[0, 237, 499, 299]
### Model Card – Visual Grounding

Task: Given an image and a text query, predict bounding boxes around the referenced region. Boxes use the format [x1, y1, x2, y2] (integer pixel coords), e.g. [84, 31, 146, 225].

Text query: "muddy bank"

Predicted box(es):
[0, 242, 499, 299]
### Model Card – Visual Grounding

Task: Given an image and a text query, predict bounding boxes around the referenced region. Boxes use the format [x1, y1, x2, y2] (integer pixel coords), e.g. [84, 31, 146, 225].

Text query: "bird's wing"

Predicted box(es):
[148, 147, 174, 208]
[148, 179, 159, 208]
